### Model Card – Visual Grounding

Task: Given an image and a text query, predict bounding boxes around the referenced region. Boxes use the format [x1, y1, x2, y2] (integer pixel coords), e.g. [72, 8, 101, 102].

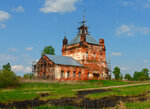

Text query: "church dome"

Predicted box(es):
[69, 34, 99, 45]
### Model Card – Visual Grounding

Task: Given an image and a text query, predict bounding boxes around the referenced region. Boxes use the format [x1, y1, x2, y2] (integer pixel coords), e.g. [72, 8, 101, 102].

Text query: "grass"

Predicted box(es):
[85, 84, 150, 99]
[0, 80, 145, 103]
[34, 105, 83, 109]
[126, 100, 150, 109]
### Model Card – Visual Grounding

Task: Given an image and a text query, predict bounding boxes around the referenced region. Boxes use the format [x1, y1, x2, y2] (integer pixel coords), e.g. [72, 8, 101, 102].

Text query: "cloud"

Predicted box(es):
[0, 24, 6, 29]
[0, 10, 11, 22]
[40, 0, 79, 13]
[111, 52, 122, 56]
[12, 6, 24, 13]
[120, 67, 129, 71]
[120, 0, 150, 9]
[12, 65, 32, 73]
[116, 24, 150, 37]
[26, 47, 34, 51]
[8, 48, 19, 52]
[0, 54, 18, 62]
[144, 60, 150, 63]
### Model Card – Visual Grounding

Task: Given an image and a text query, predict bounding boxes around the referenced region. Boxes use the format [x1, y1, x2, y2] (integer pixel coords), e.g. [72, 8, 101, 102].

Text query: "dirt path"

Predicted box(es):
[73, 82, 150, 91]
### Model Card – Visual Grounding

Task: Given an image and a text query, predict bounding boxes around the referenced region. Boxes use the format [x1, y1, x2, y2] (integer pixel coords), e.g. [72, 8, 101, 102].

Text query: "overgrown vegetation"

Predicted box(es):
[0, 63, 19, 88]
[23, 73, 34, 79]
[112, 66, 149, 81]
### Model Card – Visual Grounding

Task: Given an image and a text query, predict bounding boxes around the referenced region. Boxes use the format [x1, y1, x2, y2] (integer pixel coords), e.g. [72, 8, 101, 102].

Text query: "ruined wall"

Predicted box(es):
[62, 41, 108, 79]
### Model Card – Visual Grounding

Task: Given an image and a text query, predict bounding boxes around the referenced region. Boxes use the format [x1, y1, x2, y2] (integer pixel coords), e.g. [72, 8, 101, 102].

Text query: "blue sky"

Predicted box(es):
[0, 0, 150, 77]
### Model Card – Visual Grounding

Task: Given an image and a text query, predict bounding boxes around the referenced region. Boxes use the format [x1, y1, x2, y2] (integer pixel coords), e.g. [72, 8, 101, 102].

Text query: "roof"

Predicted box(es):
[69, 34, 99, 45]
[45, 54, 84, 67]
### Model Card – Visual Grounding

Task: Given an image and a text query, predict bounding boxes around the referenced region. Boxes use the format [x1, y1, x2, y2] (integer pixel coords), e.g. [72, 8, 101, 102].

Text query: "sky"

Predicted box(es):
[0, 0, 150, 77]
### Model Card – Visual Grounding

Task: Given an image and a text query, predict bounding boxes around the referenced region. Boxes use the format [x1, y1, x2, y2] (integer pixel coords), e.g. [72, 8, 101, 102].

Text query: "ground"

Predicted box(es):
[0, 80, 150, 109]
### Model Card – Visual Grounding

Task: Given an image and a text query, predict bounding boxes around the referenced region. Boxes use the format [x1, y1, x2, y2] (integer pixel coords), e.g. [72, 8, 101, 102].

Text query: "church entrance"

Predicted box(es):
[93, 73, 100, 79]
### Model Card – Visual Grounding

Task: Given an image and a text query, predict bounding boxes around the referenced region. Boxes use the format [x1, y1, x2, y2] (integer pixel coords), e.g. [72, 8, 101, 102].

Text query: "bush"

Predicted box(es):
[23, 73, 34, 79]
[0, 69, 19, 88]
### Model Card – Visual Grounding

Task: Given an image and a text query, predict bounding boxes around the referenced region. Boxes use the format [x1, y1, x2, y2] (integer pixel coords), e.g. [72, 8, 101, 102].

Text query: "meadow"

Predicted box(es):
[0, 80, 150, 109]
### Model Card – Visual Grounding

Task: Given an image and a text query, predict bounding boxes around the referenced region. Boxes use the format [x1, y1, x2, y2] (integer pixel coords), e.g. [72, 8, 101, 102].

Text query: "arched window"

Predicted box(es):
[86, 52, 88, 58]
[61, 70, 64, 78]
[73, 71, 76, 78]
[67, 71, 70, 78]
[87, 72, 90, 78]
[100, 53, 102, 59]
[79, 72, 81, 78]
[94, 53, 95, 59]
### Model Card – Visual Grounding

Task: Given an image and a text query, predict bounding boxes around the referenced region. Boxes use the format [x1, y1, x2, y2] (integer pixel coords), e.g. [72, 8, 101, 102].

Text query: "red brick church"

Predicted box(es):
[33, 17, 109, 80]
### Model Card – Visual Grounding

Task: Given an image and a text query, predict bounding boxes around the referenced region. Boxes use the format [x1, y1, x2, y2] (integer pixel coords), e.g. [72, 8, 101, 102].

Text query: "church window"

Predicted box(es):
[86, 52, 88, 58]
[67, 71, 70, 78]
[61, 70, 64, 78]
[79, 72, 81, 78]
[100, 53, 102, 59]
[94, 53, 95, 59]
[87, 72, 90, 78]
[73, 71, 76, 78]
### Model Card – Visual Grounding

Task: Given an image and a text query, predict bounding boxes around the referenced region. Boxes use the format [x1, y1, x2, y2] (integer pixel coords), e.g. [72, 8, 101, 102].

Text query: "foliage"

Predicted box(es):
[2, 62, 11, 71]
[23, 73, 34, 79]
[133, 68, 149, 81]
[41, 45, 55, 56]
[124, 73, 133, 81]
[112, 67, 122, 80]
[0, 69, 19, 88]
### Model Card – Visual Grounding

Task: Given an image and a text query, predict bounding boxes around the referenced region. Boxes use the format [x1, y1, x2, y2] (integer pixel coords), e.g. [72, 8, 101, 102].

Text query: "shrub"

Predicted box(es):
[0, 69, 19, 88]
[23, 73, 34, 79]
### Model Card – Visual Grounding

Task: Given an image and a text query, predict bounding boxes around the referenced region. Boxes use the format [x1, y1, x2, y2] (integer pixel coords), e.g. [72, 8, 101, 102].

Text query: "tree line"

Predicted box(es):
[112, 66, 150, 81]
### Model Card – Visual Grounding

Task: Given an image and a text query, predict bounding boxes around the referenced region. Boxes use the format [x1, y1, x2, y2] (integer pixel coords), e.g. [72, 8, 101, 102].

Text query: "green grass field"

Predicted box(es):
[0, 80, 150, 108]
[0, 80, 131, 103]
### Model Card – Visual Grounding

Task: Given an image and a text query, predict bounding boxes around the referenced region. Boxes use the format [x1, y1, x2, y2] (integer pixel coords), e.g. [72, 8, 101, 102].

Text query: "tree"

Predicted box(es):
[0, 66, 19, 88]
[142, 68, 149, 80]
[133, 68, 149, 81]
[124, 73, 133, 81]
[41, 45, 55, 56]
[3, 63, 11, 71]
[23, 73, 34, 79]
[113, 67, 121, 80]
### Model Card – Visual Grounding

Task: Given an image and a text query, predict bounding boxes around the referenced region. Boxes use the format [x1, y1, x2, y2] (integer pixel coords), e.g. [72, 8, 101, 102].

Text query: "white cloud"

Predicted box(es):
[12, 65, 32, 73]
[26, 47, 34, 51]
[8, 48, 19, 52]
[0, 54, 18, 62]
[144, 60, 150, 63]
[120, 67, 129, 71]
[0, 10, 11, 22]
[121, 0, 150, 9]
[116, 24, 150, 37]
[111, 52, 122, 56]
[0, 24, 6, 29]
[40, 0, 79, 13]
[12, 6, 24, 13]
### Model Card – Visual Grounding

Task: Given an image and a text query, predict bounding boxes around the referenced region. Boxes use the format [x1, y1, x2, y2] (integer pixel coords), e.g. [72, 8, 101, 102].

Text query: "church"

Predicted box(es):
[33, 17, 109, 81]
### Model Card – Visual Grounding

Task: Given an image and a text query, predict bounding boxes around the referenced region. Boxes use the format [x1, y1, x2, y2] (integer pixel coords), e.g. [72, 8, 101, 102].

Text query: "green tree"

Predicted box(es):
[142, 68, 149, 80]
[3, 63, 11, 71]
[133, 68, 149, 81]
[113, 67, 121, 80]
[41, 45, 55, 56]
[124, 73, 133, 81]
[23, 73, 34, 79]
[0, 68, 19, 88]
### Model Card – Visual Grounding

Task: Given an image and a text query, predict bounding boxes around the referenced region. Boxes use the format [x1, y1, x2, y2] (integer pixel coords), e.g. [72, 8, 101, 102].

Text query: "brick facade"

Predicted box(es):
[34, 19, 108, 81]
